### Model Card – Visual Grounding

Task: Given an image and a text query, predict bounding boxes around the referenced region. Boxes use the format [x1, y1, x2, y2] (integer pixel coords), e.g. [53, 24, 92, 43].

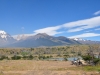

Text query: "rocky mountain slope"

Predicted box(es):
[0, 30, 100, 47]
[8, 33, 80, 47]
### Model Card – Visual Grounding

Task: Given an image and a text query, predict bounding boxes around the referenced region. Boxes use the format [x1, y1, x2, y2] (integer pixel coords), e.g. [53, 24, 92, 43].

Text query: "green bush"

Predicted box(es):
[82, 55, 100, 65]
[28, 55, 34, 60]
[38, 55, 45, 60]
[23, 55, 28, 60]
[82, 55, 92, 61]
[22, 55, 34, 60]
[93, 58, 100, 65]
[0, 55, 8, 60]
[38, 55, 52, 60]
[11, 55, 21, 60]
[64, 57, 68, 61]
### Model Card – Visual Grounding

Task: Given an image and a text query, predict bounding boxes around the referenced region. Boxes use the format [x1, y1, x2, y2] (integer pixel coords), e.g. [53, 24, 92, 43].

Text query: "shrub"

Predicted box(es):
[11, 55, 21, 60]
[82, 55, 92, 61]
[23, 55, 28, 60]
[28, 55, 34, 60]
[93, 58, 100, 65]
[82, 55, 100, 65]
[0, 55, 8, 60]
[64, 57, 68, 61]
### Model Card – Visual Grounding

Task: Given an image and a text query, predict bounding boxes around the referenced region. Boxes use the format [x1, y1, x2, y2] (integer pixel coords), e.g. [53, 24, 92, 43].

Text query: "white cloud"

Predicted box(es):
[13, 16, 100, 38]
[63, 16, 100, 32]
[33, 16, 100, 35]
[94, 10, 100, 15]
[85, 30, 92, 32]
[68, 33, 100, 38]
[33, 26, 63, 35]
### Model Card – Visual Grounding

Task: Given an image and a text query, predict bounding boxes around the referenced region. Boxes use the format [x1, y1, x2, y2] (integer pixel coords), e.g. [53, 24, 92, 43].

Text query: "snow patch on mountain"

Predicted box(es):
[13, 34, 34, 40]
[0, 30, 16, 46]
[70, 38, 87, 41]
[0, 30, 6, 34]
[0, 30, 10, 40]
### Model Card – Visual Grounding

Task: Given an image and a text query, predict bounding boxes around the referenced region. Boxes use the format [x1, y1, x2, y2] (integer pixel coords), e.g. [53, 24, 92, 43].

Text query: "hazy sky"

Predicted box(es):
[0, 0, 100, 41]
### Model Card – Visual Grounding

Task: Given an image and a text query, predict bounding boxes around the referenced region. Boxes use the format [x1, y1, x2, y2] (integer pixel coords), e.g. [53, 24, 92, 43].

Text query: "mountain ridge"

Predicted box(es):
[0, 30, 100, 47]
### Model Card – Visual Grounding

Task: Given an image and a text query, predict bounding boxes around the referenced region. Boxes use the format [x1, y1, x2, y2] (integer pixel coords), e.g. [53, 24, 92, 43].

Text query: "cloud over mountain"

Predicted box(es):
[68, 33, 100, 38]
[33, 16, 100, 38]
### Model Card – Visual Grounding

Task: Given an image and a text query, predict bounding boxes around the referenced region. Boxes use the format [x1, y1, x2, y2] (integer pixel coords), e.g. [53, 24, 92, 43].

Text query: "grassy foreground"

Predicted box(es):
[0, 60, 100, 75]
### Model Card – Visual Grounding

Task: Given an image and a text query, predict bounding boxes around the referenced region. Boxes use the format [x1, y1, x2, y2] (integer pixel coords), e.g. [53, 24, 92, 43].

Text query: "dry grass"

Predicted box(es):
[0, 60, 100, 75]
[0, 60, 73, 71]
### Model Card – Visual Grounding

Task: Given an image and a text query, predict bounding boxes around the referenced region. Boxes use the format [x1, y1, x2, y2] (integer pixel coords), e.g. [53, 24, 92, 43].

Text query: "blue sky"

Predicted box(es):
[0, 0, 100, 41]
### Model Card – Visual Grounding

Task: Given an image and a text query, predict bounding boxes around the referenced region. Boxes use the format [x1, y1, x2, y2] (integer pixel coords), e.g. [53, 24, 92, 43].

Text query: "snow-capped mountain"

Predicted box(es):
[13, 33, 35, 41]
[13, 34, 29, 41]
[70, 38, 100, 44]
[0, 30, 16, 46]
[0, 30, 12, 40]
[71, 38, 87, 41]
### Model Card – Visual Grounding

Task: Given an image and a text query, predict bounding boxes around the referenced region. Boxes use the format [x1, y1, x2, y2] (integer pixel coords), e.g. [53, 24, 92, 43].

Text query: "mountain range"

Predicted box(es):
[0, 30, 100, 47]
